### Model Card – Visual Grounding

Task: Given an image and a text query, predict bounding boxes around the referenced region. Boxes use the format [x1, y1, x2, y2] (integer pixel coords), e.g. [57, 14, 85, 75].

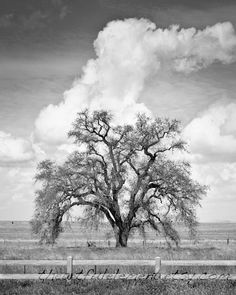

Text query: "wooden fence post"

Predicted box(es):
[67, 256, 73, 276]
[155, 257, 161, 274]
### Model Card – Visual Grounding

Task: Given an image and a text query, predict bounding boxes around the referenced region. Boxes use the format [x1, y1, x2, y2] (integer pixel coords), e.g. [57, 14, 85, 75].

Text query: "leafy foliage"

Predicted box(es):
[31, 110, 207, 246]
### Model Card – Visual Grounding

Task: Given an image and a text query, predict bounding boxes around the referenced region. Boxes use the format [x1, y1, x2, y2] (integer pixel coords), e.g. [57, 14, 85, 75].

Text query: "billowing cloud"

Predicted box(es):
[184, 101, 236, 162]
[0, 131, 35, 164]
[34, 19, 236, 144]
[191, 161, 236, 221]
[0, 165, 37, 220]
[195, 161, 236, 222]
[183, 100, 236, 220]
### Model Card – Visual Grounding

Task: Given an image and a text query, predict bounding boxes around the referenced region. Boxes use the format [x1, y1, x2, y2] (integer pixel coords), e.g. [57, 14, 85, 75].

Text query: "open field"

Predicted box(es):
[1, 241, 236, 260]
[1, 221, 236, 293]
[1, 221, 235, 242]
[0, 221, 235, 259]
[0, 221, 236, 274]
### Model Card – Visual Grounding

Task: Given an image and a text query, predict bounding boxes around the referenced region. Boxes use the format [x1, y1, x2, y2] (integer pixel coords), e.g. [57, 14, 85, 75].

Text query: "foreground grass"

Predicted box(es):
[1, 279, 236, 295]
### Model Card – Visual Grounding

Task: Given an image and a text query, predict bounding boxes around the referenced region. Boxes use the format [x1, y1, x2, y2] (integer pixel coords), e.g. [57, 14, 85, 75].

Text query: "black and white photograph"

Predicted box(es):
[0, 0, 236, 294]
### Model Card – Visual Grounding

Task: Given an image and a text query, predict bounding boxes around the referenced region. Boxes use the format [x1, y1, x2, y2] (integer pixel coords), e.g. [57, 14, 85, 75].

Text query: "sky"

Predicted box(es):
[0, 0, 236, 222]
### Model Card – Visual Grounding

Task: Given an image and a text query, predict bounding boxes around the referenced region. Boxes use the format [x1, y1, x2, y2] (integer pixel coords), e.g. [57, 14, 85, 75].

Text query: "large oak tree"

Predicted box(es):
[31, 110, 206, 247]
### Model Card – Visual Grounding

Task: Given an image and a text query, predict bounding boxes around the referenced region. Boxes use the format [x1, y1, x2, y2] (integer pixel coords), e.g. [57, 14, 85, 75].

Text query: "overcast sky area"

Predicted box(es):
[1, 0, 236, 222]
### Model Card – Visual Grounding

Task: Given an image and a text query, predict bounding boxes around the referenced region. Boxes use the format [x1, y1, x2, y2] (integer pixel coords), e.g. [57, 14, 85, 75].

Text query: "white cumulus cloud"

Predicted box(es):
[34, 19, 236, 145]
[184, 101, 236, 162]
[0, 131, 35, 164]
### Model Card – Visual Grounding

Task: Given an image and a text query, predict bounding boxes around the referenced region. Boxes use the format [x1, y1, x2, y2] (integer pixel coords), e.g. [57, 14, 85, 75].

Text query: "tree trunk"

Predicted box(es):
[113, 226, 129, 247]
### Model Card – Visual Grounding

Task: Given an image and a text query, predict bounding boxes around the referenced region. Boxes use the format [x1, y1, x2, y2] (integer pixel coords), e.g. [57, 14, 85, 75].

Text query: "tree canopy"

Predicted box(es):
[31, 110, 207, 247]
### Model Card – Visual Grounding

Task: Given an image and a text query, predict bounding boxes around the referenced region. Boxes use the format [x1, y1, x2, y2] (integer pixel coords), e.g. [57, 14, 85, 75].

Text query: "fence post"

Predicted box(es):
[67, 256, 73, 276]
[155, 257, 161, 274]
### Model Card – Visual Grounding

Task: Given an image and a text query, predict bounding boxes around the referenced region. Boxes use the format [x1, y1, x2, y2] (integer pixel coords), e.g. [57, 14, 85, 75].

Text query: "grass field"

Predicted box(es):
[0, 221, 236, 274]
[0, 221, 236, 294]
[0, 221, 235, 261]
[1, 279, 236, 295]
[1, 221, 236, 242]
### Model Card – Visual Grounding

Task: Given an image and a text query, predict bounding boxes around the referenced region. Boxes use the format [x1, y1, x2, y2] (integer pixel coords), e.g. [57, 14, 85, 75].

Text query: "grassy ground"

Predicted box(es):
[1, 221, 236, 274]
[1, 222, 236, 293]
[0, 220, 236, 260]
[1, 221, 236, 242]
[1, 243, 236, 274]
[1, 279, 236, 295]
[1, 241, 236, 260]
